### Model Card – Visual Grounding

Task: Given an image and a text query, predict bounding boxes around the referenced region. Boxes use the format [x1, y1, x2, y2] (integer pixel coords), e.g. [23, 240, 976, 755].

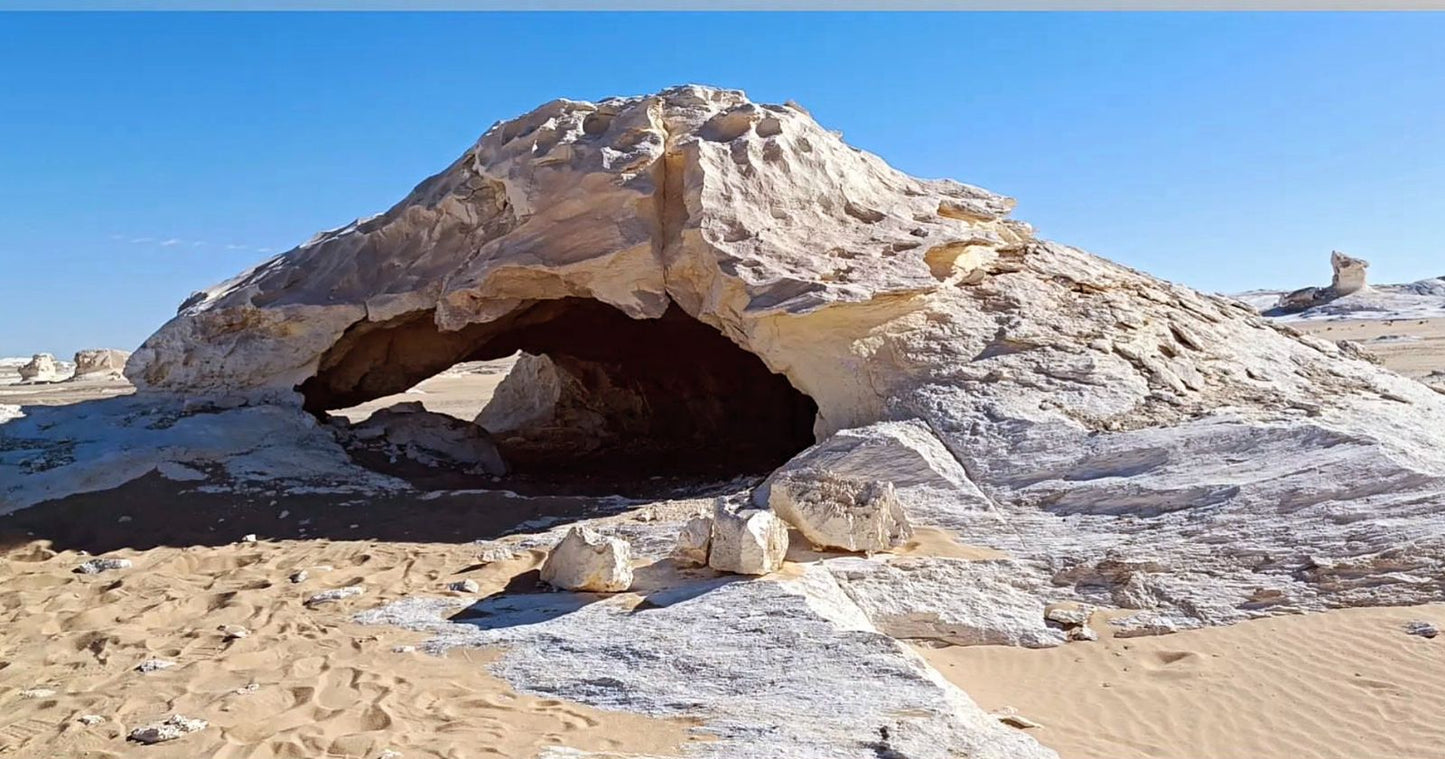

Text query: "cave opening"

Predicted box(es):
[302, 298, 819, 494]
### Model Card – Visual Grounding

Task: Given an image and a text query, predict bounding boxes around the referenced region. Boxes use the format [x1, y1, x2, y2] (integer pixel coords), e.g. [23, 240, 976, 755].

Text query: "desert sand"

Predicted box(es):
[0, 528, 701, 759]
[1292, 317, 1445, 380]
[923, 603, 1445, 759]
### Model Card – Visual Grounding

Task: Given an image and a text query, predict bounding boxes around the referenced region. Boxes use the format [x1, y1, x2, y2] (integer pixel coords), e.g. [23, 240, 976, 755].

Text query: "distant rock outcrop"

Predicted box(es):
[1276, 251, 1370, 313]
[70, 349, 131, 381]
[17, 353, 67, 383]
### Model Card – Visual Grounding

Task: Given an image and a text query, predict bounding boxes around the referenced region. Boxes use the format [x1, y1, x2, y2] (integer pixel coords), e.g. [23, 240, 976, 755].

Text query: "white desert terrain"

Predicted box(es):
[4, 86, 1445, 759]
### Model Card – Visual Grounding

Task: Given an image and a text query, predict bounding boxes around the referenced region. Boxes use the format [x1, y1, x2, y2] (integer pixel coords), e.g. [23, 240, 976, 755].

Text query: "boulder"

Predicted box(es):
[340, 402, 506, 475]
[70, 348, 131, 380]
[671, 515, 713, 567]
[17, 353, 66, 383]
[540, 526, 633, 592]
[768, 467, 912, 552]
[707, 504, 789, 576]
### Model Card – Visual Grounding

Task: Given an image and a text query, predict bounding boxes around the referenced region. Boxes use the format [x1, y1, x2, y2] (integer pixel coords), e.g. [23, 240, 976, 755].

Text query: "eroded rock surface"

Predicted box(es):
[337, 402, 506, 476]
[1276, 251, 1371, 313]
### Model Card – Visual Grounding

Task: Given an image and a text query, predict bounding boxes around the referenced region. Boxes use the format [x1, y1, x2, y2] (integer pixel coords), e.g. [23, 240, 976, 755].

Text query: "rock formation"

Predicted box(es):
[12, 85, 1445, 759]
[17, 353, 67, 383]
[336, 402, 506, 475]
[70, 348, 131, 381]
[1275, 251, 1370, 313]
[540, 526, 633, 592]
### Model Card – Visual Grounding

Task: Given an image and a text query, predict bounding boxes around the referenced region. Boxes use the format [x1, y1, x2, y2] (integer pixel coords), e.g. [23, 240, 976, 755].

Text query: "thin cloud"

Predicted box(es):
[111, 234, 278, 255]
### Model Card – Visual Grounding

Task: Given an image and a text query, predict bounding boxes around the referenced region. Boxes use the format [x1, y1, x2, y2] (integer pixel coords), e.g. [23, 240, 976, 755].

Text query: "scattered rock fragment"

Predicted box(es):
[540, 526, 633, 592]
[77, 715, 105, 726]
[477, 546, 515, 564]
[219, 624, 250, 641]
[768, 468, 912, 552]
[289, 569, 308, 584]
[306, 585, 365, 606]
[1405, 620, 1439, 639]
[19, 687, 57, 699]
[446, 579, 481, 593]
[75, 557, 132, 574]
[707, 504, 789, 576]
[135, 658, 177, 673]
[239, 533, 257, 544]
[991, 707, 1044, 730]
[127, 714, 207, 744]
[671, 516, 713, 567]
[392, 645, 417, 654]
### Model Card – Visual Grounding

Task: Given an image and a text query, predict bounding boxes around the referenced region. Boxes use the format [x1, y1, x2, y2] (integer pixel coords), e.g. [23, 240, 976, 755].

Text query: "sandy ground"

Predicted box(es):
[923, 604, 1445, 759]
[0, 531, 700, 759]
[1293, 317, 1445, 380]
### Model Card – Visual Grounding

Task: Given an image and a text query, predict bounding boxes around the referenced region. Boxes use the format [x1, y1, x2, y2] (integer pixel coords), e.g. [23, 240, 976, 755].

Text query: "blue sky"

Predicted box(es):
[2, 12, 1442, 357]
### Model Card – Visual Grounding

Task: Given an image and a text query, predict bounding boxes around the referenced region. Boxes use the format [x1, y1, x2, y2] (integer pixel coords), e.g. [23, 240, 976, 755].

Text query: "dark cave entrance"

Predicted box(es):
[300, 298, 819, 494]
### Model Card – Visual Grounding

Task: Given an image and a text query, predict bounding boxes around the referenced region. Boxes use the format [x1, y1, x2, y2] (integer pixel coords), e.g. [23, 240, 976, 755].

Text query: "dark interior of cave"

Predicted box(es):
[300, 298, 819, 493]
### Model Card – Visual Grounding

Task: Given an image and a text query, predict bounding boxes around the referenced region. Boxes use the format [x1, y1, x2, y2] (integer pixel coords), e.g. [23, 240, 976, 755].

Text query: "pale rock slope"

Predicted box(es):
[7, 85, 1445, 758]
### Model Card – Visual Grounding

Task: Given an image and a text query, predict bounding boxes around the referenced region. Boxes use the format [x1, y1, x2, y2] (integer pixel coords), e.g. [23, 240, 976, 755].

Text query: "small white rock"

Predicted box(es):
[234, 683, 259, 695]
[289, 569, 309, 584]
[768, 469, 911, 553]
[128, 714, 207, 744]
[19, 688, 57, 699]
[708, 505, 789, 576]
[239, 533, 257, 544]
[1405, 620, 1439, 639]
[135, 658, 177, 673]
[540, 526, 633, 593]
[446, 579, 481, 593]
[671, 516, 713, 568]
[75, 557, 132, 574]
[306, 585, 365, 606]
[78, 714, 105, 726]
[219, 624, 250, 641]
[391, 645, 417, 654]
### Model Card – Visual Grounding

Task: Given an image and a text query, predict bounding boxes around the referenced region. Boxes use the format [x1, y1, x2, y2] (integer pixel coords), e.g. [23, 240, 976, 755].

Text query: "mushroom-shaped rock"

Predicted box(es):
[70, 349, 131, 380]
[17, 353, 66, 383]
[767, 468, 912, 553]
[707, 505, 788, 576]
[1330, 250, 1369, 295]
[540, 526, 634, 592]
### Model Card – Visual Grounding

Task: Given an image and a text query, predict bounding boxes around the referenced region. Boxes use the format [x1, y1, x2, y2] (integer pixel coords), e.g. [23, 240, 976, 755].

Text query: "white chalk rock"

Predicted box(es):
[128, 714, 207, 744]
[75, 557, 132, 574]
[826, 556, 1066, 648]
[474, 352, 561, 433]
[70, 349, 131, 380]
[306, 584, 365, 606]
[17, 353, 66, 383]
[342, 402, 506, 475]
[540, 526, 633, 592]
[671, 515, 713, 567]
[708, 505, 789, 576]
[768, 468, 912, 552]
